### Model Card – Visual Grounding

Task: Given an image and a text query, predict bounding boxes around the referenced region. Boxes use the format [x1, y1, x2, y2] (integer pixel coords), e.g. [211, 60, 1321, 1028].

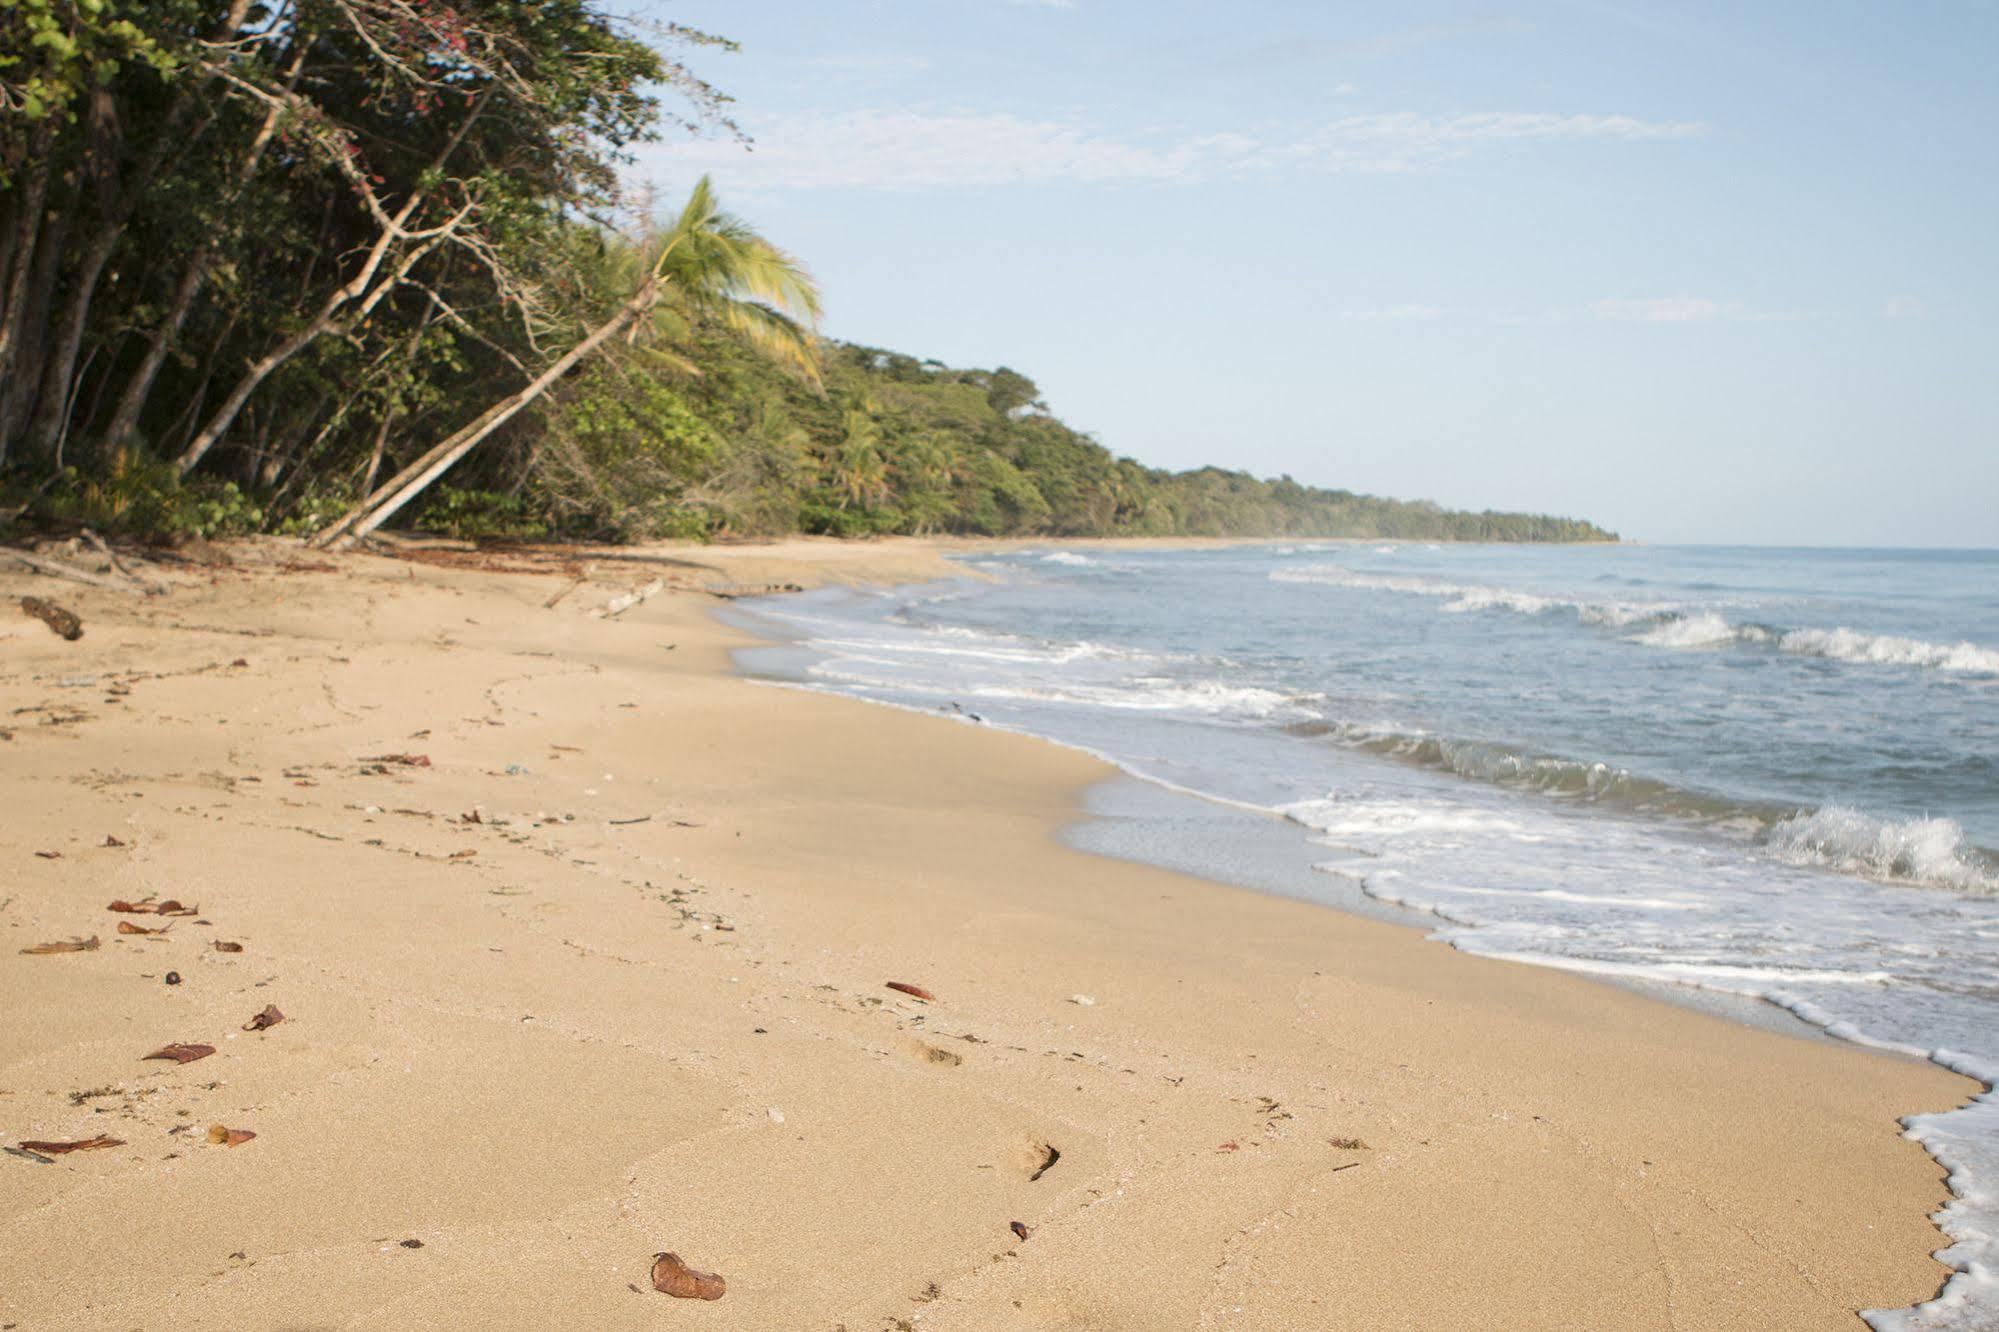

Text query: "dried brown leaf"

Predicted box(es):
[34, 850, 60, 860]
[243, 1005, 283, 1032]
[365, 753, 431, 767]
[885, 981, 935, 1002]
[154, 900, 197, 916]
[206, 1124, 255, 1147]
[17, 1134, 123, 1155]
[650, 1252, 725, 1301]
[107, 899, 153, 913]
[1010, 1221, 1031, 1241]
[21, 935, 99, 955]
[116, 921, 169, 936]
[213, 940, 244, 953]
[143, 1043, 215, 1064]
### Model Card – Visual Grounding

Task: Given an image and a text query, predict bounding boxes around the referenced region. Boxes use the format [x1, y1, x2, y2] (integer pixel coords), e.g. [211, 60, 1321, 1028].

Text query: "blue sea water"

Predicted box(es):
[731, 542, 1999, 1328]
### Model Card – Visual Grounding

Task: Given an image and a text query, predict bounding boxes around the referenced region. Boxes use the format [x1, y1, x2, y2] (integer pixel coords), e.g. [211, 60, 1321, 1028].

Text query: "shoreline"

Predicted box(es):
[0, 535, 1975, 1328]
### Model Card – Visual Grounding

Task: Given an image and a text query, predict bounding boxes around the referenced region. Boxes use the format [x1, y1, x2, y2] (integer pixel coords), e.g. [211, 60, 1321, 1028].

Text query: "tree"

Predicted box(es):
[311, 175, 820, 546]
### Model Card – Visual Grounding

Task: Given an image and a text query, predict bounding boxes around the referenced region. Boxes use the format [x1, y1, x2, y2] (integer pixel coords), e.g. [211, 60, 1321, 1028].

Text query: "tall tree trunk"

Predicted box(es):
[26, 108, 204, 461]
[0, 130, 54, 401]
[0, 189, 76, 458]
[100, 248, 208, 452]
[312, 281, 658, 548]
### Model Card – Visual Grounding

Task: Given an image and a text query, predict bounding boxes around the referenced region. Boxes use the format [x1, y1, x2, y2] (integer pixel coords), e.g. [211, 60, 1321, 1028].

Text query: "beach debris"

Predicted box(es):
[20, 595, 83, 640]
[103, 835, 125, 847]
[34, 849, 61, 859]
[164, 971, 182, 985]
[767, 1107, 785, 1124]
[17, 1135, 123, 1155]
[206, 1125, 256, 1147]
[1328, 1137, 1369, 1151]
[1217, 1140, 1240, 1153]
[144, 1043, 216, 1064]
[365, 752, 431, 767]
[885, 981, 935, 1002]
[400, 1238, 424, 1249]
[213, 940, 244, 953]
[117, 921, 168, 936]
[21, 935, 99, 954]
[1069, 994, 1096, 1006]
[650, 1252, 726, 1300]
[243, 1005, 284, 1032]
[1010, 1221, 1031, 1241]
[596, 578, 665, 619]
[503, 764, 528, 776]
[108, 898, 197, 916]
[1028, 1142, 1061, 1182]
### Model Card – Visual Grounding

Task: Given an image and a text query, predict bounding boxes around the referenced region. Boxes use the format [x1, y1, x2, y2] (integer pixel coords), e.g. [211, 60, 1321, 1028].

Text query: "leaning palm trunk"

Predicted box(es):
[309, 280, 661, 548]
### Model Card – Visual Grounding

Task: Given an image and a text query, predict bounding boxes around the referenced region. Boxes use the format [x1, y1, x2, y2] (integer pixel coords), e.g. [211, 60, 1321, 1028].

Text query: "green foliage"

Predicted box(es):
[19, 456, 262, 537]
[411, 487, 548, 541]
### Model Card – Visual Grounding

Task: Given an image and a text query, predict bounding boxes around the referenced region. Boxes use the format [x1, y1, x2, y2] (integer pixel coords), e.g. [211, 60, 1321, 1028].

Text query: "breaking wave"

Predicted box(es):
[1272, 564, 1999, 675]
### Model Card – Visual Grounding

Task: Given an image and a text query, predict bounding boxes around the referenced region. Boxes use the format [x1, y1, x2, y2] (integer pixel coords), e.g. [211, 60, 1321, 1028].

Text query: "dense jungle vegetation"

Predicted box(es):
[0, 1, 1615, 545]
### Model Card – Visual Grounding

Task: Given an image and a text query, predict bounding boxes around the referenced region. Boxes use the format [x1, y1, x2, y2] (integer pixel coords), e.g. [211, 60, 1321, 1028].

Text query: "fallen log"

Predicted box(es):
[20, 596, 83, 640]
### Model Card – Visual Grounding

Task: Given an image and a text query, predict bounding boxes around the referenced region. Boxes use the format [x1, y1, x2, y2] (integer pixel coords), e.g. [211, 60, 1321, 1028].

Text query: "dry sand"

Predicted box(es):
[0, 535, 1975, 1330]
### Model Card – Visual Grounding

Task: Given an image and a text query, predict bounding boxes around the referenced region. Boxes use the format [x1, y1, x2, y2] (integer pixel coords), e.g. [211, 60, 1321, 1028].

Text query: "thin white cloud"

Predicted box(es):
[1589, 296, 1730, 323]
[648, 107, 1704, 191]
[1587, 297, 1806, 324]
[1341, 304, 1450, 321]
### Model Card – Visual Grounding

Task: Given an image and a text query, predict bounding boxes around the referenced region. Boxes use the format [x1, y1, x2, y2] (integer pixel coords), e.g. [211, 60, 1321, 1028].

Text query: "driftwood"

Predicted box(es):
[20, 596, 83, 640]
[1, 548, 125, 590]
[80, 529, 169, 595]
[704, 582, 804, 601]
[593, 578, 665, 619]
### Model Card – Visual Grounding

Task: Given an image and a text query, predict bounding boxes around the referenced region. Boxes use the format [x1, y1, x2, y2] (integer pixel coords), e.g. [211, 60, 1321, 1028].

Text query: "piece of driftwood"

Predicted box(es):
[80, 529, 169, 596]
[2, 548, 124, 590]
[704, 582, 805, 600]
[593, 578, 665, 618]
[20, 596, 83, 640]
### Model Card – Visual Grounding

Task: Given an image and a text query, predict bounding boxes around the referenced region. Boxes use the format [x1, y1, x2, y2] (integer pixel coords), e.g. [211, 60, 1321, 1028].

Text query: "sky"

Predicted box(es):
[630, 2, 1998, 546]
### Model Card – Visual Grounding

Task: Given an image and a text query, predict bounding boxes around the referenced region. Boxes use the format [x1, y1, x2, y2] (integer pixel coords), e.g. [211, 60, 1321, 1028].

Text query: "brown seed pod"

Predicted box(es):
[650, 1252, 726, 1300]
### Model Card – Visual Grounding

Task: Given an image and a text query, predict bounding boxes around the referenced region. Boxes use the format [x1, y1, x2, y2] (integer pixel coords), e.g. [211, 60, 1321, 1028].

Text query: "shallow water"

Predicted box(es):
[729, 541, 1999, 1328]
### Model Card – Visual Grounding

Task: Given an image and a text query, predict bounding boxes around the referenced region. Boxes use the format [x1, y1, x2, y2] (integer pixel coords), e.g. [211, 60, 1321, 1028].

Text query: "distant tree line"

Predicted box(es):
[0, 2, 1614, 546]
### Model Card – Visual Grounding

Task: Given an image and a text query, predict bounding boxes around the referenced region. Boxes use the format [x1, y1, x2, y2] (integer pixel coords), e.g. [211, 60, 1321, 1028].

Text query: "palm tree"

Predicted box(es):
[312, 176, 819, 547]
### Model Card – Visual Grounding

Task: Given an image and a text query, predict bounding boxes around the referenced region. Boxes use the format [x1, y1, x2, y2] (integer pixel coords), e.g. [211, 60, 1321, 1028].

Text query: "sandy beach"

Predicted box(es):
[0, 536, 1975, 1330]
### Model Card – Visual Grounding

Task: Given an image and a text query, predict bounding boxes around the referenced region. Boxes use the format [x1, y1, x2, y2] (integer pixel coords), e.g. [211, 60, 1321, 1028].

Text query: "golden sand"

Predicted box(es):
[0, 536, 1972, 1329]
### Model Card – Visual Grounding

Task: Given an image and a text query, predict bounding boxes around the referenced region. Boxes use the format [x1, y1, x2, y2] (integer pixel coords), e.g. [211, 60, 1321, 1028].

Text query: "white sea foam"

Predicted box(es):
[1275, 564, 1999, 676]
[1039, 551, 1095, 566]
[1634, 611, 1740, 649]
[1781, 626, 1999, 675]
[1768, 806, 1999, 892]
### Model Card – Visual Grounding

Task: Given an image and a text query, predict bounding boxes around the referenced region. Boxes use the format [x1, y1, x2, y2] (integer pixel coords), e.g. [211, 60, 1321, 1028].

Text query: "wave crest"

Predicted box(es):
[1768, 805, 1999, 892]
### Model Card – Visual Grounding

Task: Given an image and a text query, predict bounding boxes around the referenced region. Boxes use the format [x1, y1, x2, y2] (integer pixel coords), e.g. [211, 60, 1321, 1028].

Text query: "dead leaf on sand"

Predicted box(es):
[109, 898, 197, 916]
[143, 1043, 215, 1064]
[206, 1125, 255, 1147]
[116, 921, 170, 936]
[33, 850, 60, 859]
[213, 940, 245, 953]
[365, 753, 431, 767]
[1010, 1221, 1031, 1241]
[21, 935, 99, 955]
[243, 1005, 284, 1032]
[18, 1135, 123, 1155]
[885, 981, 935, 1002]
[650, 1252, 725, 1301]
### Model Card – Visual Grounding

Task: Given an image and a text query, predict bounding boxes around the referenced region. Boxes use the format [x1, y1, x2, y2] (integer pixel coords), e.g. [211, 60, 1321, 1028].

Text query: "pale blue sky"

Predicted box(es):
[635, 2, 1997, 546]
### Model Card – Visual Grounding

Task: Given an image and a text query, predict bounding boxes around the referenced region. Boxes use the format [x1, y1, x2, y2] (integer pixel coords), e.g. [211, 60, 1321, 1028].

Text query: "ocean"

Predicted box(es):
[728, 541, 1999, 1329]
